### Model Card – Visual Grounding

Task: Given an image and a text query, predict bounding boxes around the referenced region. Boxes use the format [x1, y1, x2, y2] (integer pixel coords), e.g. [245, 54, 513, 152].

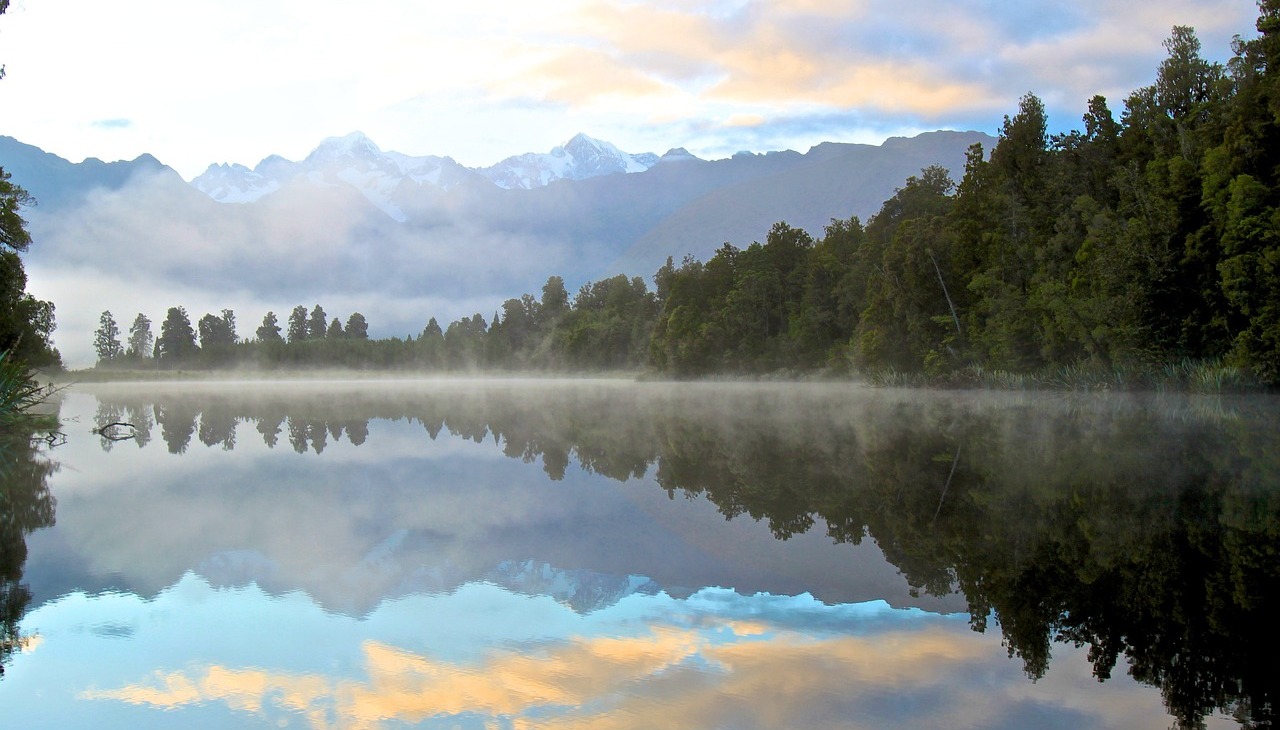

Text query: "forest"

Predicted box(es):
[91, 9, 1280, 387]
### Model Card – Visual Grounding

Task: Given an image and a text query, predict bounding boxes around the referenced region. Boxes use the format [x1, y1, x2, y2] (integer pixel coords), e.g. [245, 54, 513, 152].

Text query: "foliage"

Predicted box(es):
[0, 216, 58, 369]
[92, 311, 124, 363]
[0, 350, 54, 425]
[256, 311, 283, 343]
[156, 307, 198, 364]
[125, 313, 153, 359]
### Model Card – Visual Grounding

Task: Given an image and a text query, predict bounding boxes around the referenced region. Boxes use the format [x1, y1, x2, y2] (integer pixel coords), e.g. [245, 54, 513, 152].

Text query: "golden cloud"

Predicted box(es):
[510, 47, 676, 106]
[486, 0, 990, 119]
[80, 623, 992, 729]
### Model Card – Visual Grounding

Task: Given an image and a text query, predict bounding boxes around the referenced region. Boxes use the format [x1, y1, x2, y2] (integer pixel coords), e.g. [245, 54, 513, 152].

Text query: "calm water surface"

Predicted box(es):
[1, 379, 1276, 729]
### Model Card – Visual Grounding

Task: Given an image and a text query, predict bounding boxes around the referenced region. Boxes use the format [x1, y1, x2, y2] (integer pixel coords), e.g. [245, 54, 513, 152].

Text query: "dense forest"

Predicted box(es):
[92, 8, 1280, 386]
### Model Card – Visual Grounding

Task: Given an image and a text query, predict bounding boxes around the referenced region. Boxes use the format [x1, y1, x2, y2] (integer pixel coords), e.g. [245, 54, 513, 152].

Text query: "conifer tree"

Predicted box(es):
[93, 311, 124, 362]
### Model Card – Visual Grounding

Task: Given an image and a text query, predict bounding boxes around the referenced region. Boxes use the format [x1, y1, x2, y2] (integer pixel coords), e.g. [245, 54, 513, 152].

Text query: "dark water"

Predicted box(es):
[1, 379, 1277, 729]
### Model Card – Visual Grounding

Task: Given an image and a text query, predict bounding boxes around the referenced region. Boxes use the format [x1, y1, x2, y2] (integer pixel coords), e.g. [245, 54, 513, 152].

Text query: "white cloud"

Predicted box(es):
[23, 170, 572, 367]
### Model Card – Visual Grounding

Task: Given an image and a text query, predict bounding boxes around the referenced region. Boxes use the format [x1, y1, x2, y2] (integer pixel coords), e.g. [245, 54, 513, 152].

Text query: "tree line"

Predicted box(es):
[93, 9, 1280, 385]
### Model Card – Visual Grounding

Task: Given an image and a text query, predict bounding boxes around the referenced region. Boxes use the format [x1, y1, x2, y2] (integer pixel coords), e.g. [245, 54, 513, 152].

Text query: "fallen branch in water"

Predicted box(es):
[93, 421, 137, 441]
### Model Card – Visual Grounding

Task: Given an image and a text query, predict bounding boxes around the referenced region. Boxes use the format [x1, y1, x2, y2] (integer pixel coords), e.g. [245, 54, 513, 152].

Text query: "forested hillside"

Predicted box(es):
[90, 10, 1280, 387]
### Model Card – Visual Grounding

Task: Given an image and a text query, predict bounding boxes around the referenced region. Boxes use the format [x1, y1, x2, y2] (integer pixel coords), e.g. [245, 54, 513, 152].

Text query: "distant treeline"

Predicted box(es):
[94, 14, 1280, 385]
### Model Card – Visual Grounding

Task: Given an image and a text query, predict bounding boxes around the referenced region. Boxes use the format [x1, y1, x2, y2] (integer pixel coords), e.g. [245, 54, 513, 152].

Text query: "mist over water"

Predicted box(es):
[1, 380, 1276, 728]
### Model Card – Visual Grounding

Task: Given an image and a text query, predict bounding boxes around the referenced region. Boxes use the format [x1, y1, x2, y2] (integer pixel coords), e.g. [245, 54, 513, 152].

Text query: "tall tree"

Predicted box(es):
[0, 168, 32, 254]
[286, 305, 308, 344]
[345, 312, 369, 340]
[126, 313, 153, 359]
[326, 317, 344, 339]
[197, 312, 235, 350]
[93, 311, 124, 363]
[0, 170, 58, 367]
[540, 276, 569, 326]
[157, 307, 198, 362]
[256, 311, 283, 343]
[307, 305, 327, 341]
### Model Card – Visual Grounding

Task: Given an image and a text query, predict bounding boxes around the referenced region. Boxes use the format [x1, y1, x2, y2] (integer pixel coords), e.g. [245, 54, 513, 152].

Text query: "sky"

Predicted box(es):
[0, 0, 1262, 180]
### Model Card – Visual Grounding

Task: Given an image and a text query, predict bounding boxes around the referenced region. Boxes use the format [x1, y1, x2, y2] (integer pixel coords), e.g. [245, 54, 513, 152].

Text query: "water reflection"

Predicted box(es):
[0, 429, 58, 676]
[12, 381, 1280, 728]
[22, 575, 1164, 730]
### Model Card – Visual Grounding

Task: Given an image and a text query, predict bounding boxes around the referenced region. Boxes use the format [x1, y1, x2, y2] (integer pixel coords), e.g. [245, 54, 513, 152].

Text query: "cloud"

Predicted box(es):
[503, 47, 676, 106]
[480, 0, 1257, 137]
[79, 605, 1165, 730]
[23, 170, 575, 367]
[82, 626, 996, 729]
[90, 118, 134, 130]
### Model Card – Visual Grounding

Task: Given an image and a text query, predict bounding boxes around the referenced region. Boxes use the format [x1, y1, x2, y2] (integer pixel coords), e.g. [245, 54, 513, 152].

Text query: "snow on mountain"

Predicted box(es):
[190, 131, 478, 221]
[190, 162, 280, 204]
[486, 559, 662, 613]
[479, 133, 660, 190]
[190, 131, 660, 217]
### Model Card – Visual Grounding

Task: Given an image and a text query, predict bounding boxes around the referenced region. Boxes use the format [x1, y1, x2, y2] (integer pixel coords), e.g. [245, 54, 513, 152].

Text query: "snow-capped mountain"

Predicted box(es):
[487, 560, 662, 613]
[190, 131, 664, 217]
[190, 131, 480, 221]
[479, 133, 661, 190]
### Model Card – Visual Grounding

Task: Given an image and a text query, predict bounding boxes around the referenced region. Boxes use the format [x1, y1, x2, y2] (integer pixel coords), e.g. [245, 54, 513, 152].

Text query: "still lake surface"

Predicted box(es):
[1, 379, 1276, 729]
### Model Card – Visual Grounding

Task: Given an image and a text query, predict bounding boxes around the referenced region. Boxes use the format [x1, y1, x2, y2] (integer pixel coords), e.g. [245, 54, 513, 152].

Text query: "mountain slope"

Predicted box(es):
[0, 135, 181, 210]
[611, 130, 993, 276]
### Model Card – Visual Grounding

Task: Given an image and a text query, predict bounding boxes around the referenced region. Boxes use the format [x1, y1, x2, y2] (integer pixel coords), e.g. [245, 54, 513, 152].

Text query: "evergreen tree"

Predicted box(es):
[0, 169, 58, 367]
[197, 312, 235, 349]
[326, 317, 344, 339]
[256, 311, 283, 343]
[540, 276, 569, 326]
[126, 313, 153, 359]
[286, 306, 308, 344]
[345, 312, 369, 340]
[157, 307, 198, 362]
[307, 305, 327, 340]
[93, 311, 124, 363]
[421, 317, 443, 339]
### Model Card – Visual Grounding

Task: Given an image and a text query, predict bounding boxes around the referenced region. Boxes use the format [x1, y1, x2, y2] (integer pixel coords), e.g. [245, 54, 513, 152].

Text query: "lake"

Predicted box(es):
[1, 379, 1276, 729]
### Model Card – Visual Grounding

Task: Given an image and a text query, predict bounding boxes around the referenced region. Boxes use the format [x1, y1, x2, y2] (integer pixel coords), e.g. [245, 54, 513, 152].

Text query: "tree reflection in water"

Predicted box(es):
[0, 430, 58, 677]
[87, 383, 1280, 728]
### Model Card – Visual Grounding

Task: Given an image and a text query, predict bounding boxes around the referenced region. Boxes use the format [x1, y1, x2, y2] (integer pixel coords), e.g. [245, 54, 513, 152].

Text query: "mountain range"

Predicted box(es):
[0, 129, 994, 365]
[187, 131, 668, 221]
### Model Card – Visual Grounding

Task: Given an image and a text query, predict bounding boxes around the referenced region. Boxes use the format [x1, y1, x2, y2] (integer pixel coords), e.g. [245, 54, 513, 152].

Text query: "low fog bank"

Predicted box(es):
[22, 170, 600, 367]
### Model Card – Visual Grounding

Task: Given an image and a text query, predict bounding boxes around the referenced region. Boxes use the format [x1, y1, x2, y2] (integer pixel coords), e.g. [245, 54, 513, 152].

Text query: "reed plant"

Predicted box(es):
[0, 350, 54, 426]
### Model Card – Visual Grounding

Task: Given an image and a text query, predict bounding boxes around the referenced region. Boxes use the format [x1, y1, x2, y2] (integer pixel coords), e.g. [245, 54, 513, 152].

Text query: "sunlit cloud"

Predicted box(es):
[504, 47, 678, 107]
[82, 625, 999, 729]
[476, 0, 1257, 139]
[725, 113, 767, 128]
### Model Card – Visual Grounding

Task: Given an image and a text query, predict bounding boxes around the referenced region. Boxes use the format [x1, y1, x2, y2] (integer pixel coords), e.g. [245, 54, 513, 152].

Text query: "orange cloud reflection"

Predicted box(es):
[81, 624, 990, 729]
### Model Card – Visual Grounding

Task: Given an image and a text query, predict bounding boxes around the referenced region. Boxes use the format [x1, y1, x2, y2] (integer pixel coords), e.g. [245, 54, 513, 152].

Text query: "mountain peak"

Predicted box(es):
[562, 132, 609, 153]
[657, 147, 700, 164]
[481, 134, 657, 189]
[306, 131, 382, 164]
